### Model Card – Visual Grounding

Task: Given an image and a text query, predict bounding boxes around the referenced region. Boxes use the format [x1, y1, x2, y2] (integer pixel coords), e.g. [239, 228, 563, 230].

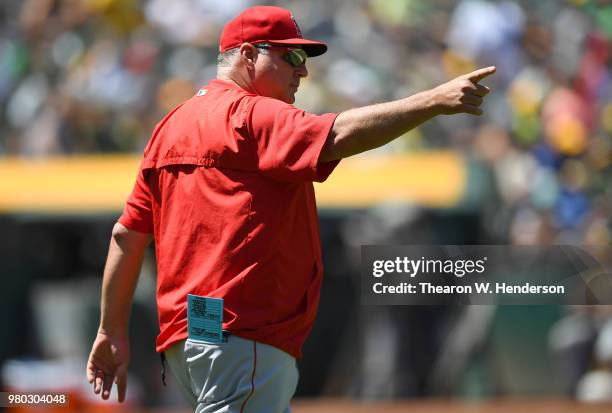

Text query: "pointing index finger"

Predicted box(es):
[465, 66, 496, 83]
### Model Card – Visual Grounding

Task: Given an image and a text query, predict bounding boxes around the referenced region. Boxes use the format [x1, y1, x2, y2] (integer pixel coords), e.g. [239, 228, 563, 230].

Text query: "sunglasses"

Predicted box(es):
[254, 44, 308, 67]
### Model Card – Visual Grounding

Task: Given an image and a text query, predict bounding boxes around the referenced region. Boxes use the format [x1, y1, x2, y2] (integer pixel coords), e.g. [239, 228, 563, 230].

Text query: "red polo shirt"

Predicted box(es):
[118, 79, 339, 358]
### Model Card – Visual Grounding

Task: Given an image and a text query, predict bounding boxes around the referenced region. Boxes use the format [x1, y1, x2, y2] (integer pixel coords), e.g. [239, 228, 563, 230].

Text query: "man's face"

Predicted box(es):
[252, 45, 308, 103]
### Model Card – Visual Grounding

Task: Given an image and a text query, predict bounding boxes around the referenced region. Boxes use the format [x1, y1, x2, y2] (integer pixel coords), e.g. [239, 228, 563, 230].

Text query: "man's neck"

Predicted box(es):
[216, 69, 257, 95]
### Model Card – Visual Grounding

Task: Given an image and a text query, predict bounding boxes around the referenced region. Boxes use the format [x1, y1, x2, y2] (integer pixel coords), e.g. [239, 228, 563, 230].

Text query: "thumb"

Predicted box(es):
[464, 66, 496, 83]
[115, 363, 128, 403]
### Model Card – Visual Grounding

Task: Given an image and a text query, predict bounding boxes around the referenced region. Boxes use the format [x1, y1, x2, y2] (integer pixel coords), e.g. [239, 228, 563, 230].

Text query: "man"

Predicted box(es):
[86, 5, 495, 412]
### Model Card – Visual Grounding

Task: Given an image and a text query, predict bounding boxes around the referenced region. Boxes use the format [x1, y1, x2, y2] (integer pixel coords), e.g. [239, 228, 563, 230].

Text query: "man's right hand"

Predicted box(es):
[86, 330, 130, 402]
[431, 66, 496, 116]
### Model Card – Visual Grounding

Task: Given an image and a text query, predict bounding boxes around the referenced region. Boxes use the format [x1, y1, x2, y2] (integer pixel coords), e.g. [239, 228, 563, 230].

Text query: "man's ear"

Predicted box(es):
[239, 43, 257, 67]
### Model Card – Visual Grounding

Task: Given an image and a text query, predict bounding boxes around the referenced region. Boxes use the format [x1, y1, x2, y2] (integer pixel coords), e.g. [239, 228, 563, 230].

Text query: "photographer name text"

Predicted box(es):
[373, 282, 565, 295]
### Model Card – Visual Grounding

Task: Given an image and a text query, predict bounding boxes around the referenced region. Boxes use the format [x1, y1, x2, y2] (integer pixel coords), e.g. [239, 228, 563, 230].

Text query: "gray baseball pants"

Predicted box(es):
[164, 335, 299, 413]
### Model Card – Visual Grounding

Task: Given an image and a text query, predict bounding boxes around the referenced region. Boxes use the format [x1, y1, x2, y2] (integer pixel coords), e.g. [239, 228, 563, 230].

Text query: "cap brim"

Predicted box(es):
[267, 38, 327, 57]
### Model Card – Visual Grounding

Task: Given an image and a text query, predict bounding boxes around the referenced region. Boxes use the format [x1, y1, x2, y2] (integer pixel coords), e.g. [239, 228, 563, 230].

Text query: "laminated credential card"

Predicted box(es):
[187, 294, 224, 344]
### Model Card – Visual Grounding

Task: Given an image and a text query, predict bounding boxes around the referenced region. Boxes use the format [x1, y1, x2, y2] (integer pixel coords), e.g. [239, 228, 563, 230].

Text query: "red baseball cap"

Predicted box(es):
[219, 6, 327, 57]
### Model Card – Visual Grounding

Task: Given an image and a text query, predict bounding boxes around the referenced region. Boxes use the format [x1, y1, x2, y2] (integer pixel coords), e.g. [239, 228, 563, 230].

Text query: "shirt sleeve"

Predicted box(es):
[246, 97, 340, 183]
[118, 167, 154, 233]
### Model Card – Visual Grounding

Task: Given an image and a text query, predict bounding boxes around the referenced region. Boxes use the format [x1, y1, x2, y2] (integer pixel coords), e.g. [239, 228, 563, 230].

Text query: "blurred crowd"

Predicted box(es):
[0, 0, 611, 402]
[0, 0, 609, 245]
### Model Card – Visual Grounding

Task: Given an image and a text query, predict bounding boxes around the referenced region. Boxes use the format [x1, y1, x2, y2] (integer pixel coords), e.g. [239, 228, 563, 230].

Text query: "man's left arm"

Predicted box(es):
[86, 222, 152, 402]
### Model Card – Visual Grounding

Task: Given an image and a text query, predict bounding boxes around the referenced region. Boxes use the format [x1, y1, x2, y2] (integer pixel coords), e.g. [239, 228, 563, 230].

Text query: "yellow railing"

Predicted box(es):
[0, 152, 466, 213]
